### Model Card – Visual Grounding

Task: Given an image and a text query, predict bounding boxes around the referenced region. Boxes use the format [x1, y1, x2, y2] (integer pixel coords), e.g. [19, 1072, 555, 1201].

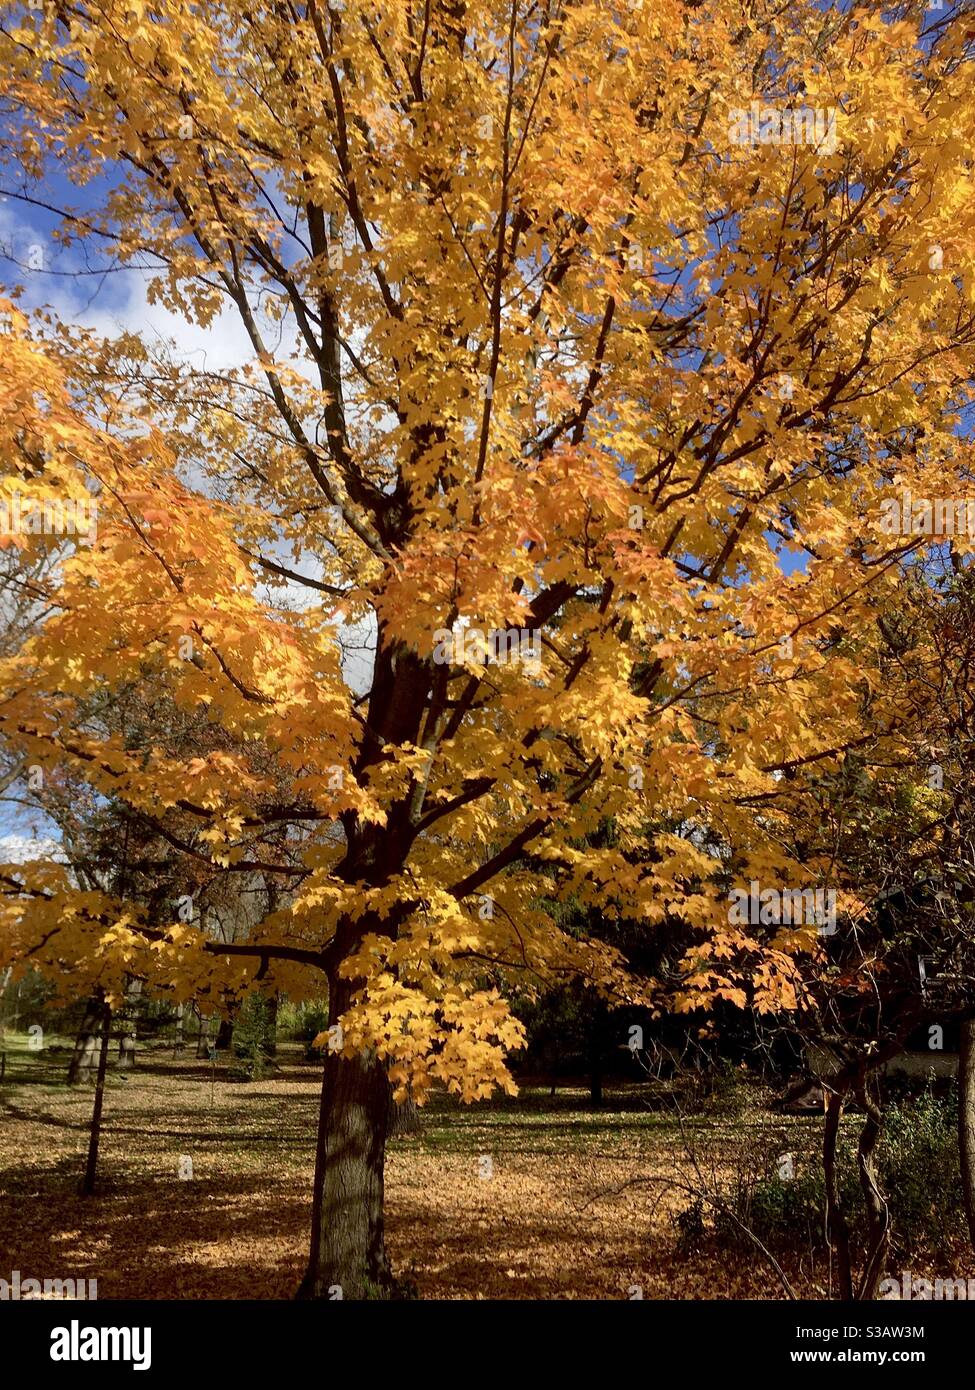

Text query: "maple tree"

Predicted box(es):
[2, 0, 975, 1296]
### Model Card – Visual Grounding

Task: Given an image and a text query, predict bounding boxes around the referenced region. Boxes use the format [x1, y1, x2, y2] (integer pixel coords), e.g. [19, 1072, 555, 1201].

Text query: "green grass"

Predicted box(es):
[0, 1031, 78, 1090]
[407, 1084, 810, 1159]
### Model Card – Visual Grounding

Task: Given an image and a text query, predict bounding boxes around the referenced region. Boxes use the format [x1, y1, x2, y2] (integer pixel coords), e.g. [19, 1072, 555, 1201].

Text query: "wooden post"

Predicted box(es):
[82, 1004, 111, 1195]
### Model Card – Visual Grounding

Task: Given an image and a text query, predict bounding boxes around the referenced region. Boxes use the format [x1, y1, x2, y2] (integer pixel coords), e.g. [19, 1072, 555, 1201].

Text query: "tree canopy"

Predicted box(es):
[2, 0, 975, 1296]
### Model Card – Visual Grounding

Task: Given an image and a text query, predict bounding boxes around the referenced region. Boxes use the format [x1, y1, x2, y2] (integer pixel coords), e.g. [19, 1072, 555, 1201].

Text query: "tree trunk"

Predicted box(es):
[216, 1015, 234, 1050]
[68, 995, 103, 1084]
[118, 1032, 136, 1071]
[823, 1088, 854, 1300]
[589, 1045, 603, 1109]
[298, 971, 393, 1300]
[855, 1075, 890, 1301]
[589, 1007, 605, 1108]
[82, 1004, 111, 1195]
[387, 1090, 421, 1137]
[266, 992, 279, 1057]
[959, 1016, 975, 1251]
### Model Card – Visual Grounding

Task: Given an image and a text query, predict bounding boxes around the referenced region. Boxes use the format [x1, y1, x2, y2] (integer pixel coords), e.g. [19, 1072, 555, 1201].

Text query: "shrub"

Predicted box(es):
[229, 993, 276, 1080]
[687, 1089, 963, 1258]
[278, 998, 330, 1047]
[881, 1089, 961, 1251]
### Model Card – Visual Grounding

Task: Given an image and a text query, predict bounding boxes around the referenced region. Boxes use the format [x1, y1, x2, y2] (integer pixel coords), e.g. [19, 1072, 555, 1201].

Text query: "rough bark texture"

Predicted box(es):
[959, 1016, 975, 1251]
[387, 1091, 421, 1137]
[298, 970, 393, 1300]
[293, 630, 428, 1300]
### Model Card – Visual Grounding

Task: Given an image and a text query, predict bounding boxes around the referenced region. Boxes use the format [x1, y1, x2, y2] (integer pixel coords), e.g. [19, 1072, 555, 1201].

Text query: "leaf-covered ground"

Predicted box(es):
[0, 1037, 965, 1300]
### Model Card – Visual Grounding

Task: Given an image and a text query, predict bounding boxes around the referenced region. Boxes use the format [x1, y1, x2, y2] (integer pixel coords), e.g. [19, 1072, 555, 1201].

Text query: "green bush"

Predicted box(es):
[723, 1165, 840, 1248]
[229, 993, 276, 1080]
[278, 998, 329, 1045]
[691, 1090, 963, 1257]
[881, 1089, 961, 1249]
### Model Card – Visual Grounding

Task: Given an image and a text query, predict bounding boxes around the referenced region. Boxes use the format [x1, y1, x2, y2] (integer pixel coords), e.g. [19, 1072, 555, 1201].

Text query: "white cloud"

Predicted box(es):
[0, 833, 62, 864]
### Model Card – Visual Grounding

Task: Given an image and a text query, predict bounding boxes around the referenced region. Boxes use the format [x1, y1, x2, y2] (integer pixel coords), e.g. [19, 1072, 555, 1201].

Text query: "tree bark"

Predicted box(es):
[266, 992, 279, 1057]
[823, 1088, 854, 1300]
[387, 1089, 421, 1136]
[68, 995, 103, 1084]
[589, 1035, 603, 1109]
[855, 1075, 890, 1301]
[297, 970, 393, 1300]
[959, 1016, 975, 1251]
[82, 1003, 111, 1195]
